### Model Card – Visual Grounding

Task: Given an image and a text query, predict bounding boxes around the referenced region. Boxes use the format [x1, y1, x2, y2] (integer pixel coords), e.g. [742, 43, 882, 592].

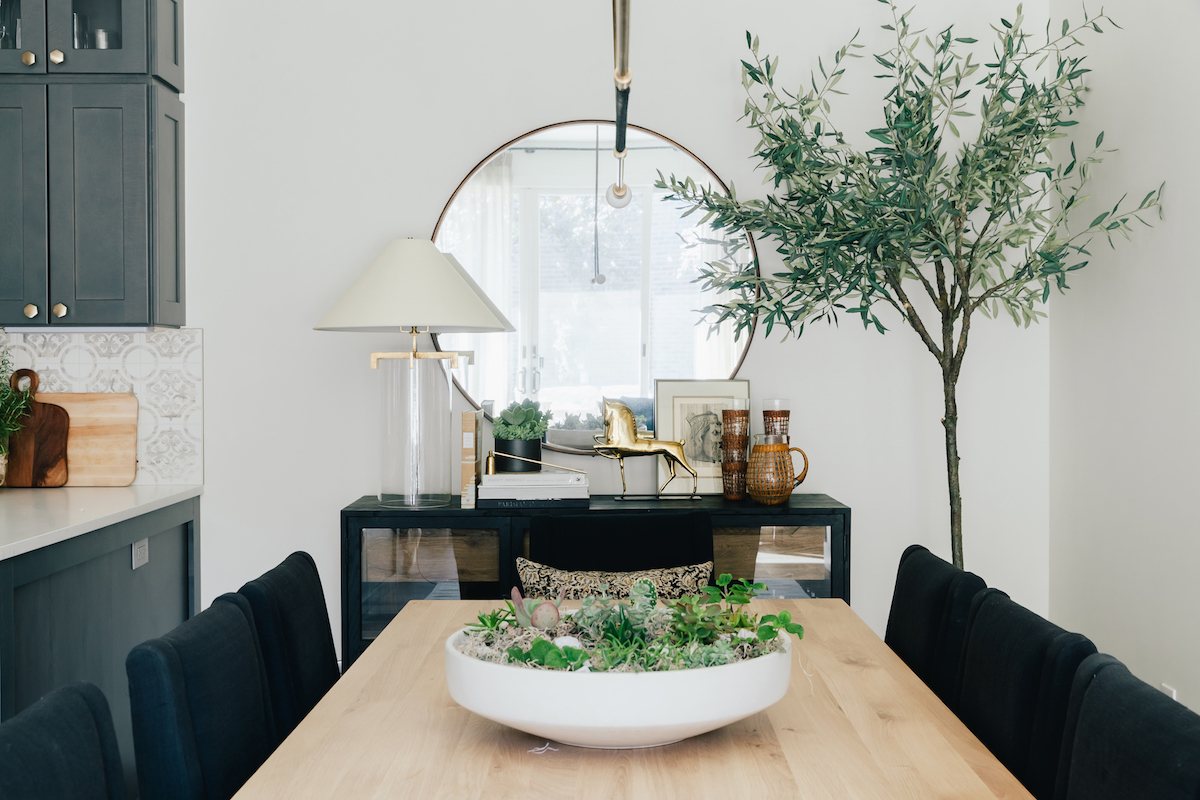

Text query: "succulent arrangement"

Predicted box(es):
[456, 574, 804, 673]
[492, 399, 552, 441]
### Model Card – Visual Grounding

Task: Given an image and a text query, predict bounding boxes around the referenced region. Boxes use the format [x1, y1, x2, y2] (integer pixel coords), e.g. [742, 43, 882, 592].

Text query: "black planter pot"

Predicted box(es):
[494, 438, 542, 472]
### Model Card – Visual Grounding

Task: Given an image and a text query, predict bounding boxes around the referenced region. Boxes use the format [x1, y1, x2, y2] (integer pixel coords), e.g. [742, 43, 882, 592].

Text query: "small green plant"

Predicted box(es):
[667, 574, 772, 646]
[506, 638, 591, 670]
[493, 399, 552, 441]
[756, 610, 805, 643]
[465, 607, 515, 644]
[0, 343, 32, 457]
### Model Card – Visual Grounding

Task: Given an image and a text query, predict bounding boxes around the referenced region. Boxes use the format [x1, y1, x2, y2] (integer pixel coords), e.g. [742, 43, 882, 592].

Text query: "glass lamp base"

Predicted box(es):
[377, 493, 452, 510]
[380, 357, 454, 508]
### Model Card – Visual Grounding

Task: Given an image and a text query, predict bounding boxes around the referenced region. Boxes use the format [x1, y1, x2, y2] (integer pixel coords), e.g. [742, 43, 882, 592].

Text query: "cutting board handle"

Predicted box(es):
[11, 368, 38, 393]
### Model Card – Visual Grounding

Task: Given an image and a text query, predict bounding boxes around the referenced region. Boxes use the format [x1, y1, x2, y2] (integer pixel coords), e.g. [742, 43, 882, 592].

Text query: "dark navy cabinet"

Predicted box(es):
[0, 0, 181, 83]
[0, 0, 183, 327]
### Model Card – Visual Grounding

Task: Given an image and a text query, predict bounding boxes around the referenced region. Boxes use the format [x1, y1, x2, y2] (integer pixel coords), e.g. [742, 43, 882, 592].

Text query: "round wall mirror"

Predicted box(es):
[434, 121, 757, 453]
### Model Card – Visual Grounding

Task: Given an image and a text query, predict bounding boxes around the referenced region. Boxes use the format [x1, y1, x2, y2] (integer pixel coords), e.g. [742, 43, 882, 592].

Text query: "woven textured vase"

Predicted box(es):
[747, 435, 809, 506]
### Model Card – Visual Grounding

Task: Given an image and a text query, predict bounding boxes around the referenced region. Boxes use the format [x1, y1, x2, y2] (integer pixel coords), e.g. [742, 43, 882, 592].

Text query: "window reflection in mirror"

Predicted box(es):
[436, 123, 755, 444]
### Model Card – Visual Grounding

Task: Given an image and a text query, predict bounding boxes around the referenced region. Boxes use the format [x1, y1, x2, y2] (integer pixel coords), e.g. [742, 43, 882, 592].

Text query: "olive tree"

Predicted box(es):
[660, 2, 1162, 567]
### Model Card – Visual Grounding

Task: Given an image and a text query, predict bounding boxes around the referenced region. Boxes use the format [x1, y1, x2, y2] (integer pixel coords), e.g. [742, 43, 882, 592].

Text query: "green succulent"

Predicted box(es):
[493, 399, 552, 441]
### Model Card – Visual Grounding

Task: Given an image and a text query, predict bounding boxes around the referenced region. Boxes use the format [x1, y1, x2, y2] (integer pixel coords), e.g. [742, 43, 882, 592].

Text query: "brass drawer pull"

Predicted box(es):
[23, 303, 38, 318]
[49, 49, 64, 64]
[53, 303, 67, 318]
[21, 51, 36, 66]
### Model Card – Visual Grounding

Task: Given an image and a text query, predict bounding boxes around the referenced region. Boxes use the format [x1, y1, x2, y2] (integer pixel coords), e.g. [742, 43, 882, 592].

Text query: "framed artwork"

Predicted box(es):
[654, 379, 750, 495]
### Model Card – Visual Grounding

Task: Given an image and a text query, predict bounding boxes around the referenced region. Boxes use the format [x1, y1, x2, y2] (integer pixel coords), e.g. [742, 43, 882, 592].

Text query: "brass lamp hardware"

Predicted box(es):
[370, 327, 458, 370]
[485, 450, 588, 476]
[21, 51, 36, 66]
[23, 304, 38, 318]
[49, 49, 64, 64]
[52, 303, 67, 318]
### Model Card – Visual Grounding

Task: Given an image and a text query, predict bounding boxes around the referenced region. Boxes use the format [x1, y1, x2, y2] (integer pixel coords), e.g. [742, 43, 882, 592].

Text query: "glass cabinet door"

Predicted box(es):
[0, 0, 46, 73]
[45, 0, 145, 73]
[713, 525, 831, 599]
[360, 527, 501, 641]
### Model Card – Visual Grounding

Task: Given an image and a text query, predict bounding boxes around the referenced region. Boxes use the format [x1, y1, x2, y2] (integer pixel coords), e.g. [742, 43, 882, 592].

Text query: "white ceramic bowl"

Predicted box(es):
[444, 630, 792, 748]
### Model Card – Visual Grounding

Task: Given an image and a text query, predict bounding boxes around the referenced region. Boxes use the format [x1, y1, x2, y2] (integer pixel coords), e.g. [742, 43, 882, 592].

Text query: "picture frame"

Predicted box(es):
[654, 379, 750, 495]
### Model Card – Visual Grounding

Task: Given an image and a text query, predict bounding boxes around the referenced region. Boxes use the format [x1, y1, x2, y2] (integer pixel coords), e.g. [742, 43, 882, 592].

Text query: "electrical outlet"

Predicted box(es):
[1162, 683, 1178, 702]
[132, 538, 149, 570]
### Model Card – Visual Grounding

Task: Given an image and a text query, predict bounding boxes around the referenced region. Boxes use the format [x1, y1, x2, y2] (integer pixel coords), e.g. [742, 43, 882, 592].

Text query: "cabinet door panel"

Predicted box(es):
[45, 0, 146, 74]
[48, 83, 148, 325]
[150, 0, 181, 91]
[151, 84, 183, 325]
[0, 0, 46, 74]
[0, 84, 47, 326]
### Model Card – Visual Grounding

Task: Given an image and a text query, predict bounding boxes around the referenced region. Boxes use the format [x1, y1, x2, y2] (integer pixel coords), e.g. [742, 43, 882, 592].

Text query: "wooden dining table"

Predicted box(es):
[233, 599, 1034, 799]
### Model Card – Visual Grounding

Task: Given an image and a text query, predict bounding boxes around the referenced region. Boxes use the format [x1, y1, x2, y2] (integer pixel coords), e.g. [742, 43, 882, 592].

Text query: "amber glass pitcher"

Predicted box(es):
[747, 434, 809, 505]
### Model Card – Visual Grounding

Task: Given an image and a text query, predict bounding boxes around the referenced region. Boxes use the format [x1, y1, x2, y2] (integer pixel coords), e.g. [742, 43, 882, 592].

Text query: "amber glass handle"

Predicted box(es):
[790, 447, 809, 487]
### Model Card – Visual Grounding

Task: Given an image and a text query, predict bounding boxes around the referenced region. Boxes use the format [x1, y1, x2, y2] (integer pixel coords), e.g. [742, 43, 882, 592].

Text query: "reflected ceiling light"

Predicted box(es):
[607, 0, 634, 209]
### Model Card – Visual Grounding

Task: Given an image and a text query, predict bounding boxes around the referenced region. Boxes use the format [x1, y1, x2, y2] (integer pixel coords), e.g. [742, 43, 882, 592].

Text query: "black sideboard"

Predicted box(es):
[340, 494, 850, 669]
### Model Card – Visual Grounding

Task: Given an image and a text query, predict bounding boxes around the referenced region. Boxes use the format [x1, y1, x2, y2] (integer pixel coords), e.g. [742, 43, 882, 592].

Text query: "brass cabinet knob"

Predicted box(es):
[23, 303, 38, 319]
[52, 303, 67, 318]
[21, 51, 36, 66]
[49, 49, 64, 64]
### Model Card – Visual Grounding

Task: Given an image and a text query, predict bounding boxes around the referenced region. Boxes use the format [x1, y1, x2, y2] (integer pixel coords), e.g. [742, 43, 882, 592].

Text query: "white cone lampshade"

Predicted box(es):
[315, 239, 513, 333]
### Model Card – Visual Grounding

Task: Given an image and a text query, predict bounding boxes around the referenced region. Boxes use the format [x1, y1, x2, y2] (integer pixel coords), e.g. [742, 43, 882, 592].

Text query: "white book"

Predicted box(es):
[481, 468, 588, 488]
[478, 484, 590, 500]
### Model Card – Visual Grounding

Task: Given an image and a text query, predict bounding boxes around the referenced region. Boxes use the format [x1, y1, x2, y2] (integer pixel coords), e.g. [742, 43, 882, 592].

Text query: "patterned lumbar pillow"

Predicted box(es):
[516, 557, 713, 601]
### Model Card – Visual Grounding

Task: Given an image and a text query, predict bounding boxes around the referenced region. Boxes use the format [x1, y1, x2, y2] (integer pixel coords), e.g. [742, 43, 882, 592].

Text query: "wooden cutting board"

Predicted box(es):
[5, 369, 69, 487]
[34, 390, 139, 486]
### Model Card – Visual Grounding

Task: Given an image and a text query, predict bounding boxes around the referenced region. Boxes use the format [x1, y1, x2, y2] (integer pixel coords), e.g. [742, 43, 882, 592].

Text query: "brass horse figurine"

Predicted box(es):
[593, 400, 698, 496]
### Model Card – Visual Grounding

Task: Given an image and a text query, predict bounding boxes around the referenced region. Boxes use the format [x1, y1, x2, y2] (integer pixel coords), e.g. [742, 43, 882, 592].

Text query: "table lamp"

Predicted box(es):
[315, 239, 513, 508]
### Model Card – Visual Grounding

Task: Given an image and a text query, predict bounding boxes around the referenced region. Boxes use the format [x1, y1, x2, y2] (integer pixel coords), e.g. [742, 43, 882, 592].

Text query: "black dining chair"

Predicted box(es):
[1055, 653, 1200, 800]
[126, 593, 277, 800]
[955, 589, 1097, 800]
[239, 551, 341, 738]
[0, 682, 127, 800]
[883, 544, 986, 705]
[526, 510, 714, 577]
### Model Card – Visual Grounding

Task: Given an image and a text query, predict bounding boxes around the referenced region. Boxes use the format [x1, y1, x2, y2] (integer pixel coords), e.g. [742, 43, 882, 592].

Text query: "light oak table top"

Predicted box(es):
[234, 599, 1033, 800]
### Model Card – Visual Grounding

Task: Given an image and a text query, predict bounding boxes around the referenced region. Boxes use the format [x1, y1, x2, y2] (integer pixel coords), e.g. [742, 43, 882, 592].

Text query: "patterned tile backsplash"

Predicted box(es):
[1, 329, 203, 485]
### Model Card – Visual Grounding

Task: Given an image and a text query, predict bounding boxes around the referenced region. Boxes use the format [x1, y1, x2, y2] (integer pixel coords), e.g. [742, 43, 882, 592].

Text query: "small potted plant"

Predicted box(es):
[0, 343, 32, 486]
[492, 399, 552, 472]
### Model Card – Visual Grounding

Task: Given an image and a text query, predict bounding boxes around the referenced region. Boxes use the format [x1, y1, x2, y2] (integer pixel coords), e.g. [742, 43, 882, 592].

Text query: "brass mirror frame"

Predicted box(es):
[432, 119, 761, 455]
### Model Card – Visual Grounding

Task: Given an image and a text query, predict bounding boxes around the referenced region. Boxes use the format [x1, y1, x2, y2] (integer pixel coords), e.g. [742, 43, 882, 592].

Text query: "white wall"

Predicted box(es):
[186, 0, 1051, 653]
[1048, 0, 1200, 709]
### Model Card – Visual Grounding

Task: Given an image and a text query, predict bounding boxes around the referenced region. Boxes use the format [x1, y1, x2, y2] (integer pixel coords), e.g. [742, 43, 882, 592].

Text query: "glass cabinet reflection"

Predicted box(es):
[360, 527, 501, 640]
[70, 0, 121, 49]
[0, 0, 20, 49]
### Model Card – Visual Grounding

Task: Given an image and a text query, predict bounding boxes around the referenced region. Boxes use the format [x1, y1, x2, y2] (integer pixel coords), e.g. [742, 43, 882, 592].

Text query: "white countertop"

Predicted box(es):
[0, 485, 203, 561]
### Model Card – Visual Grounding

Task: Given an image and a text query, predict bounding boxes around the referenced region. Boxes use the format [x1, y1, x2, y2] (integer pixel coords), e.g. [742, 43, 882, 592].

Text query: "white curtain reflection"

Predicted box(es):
[437, 152, 517, 407]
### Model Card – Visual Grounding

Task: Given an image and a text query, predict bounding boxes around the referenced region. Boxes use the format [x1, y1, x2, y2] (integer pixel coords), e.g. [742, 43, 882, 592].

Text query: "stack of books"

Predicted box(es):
[477, 469, 589, 508]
